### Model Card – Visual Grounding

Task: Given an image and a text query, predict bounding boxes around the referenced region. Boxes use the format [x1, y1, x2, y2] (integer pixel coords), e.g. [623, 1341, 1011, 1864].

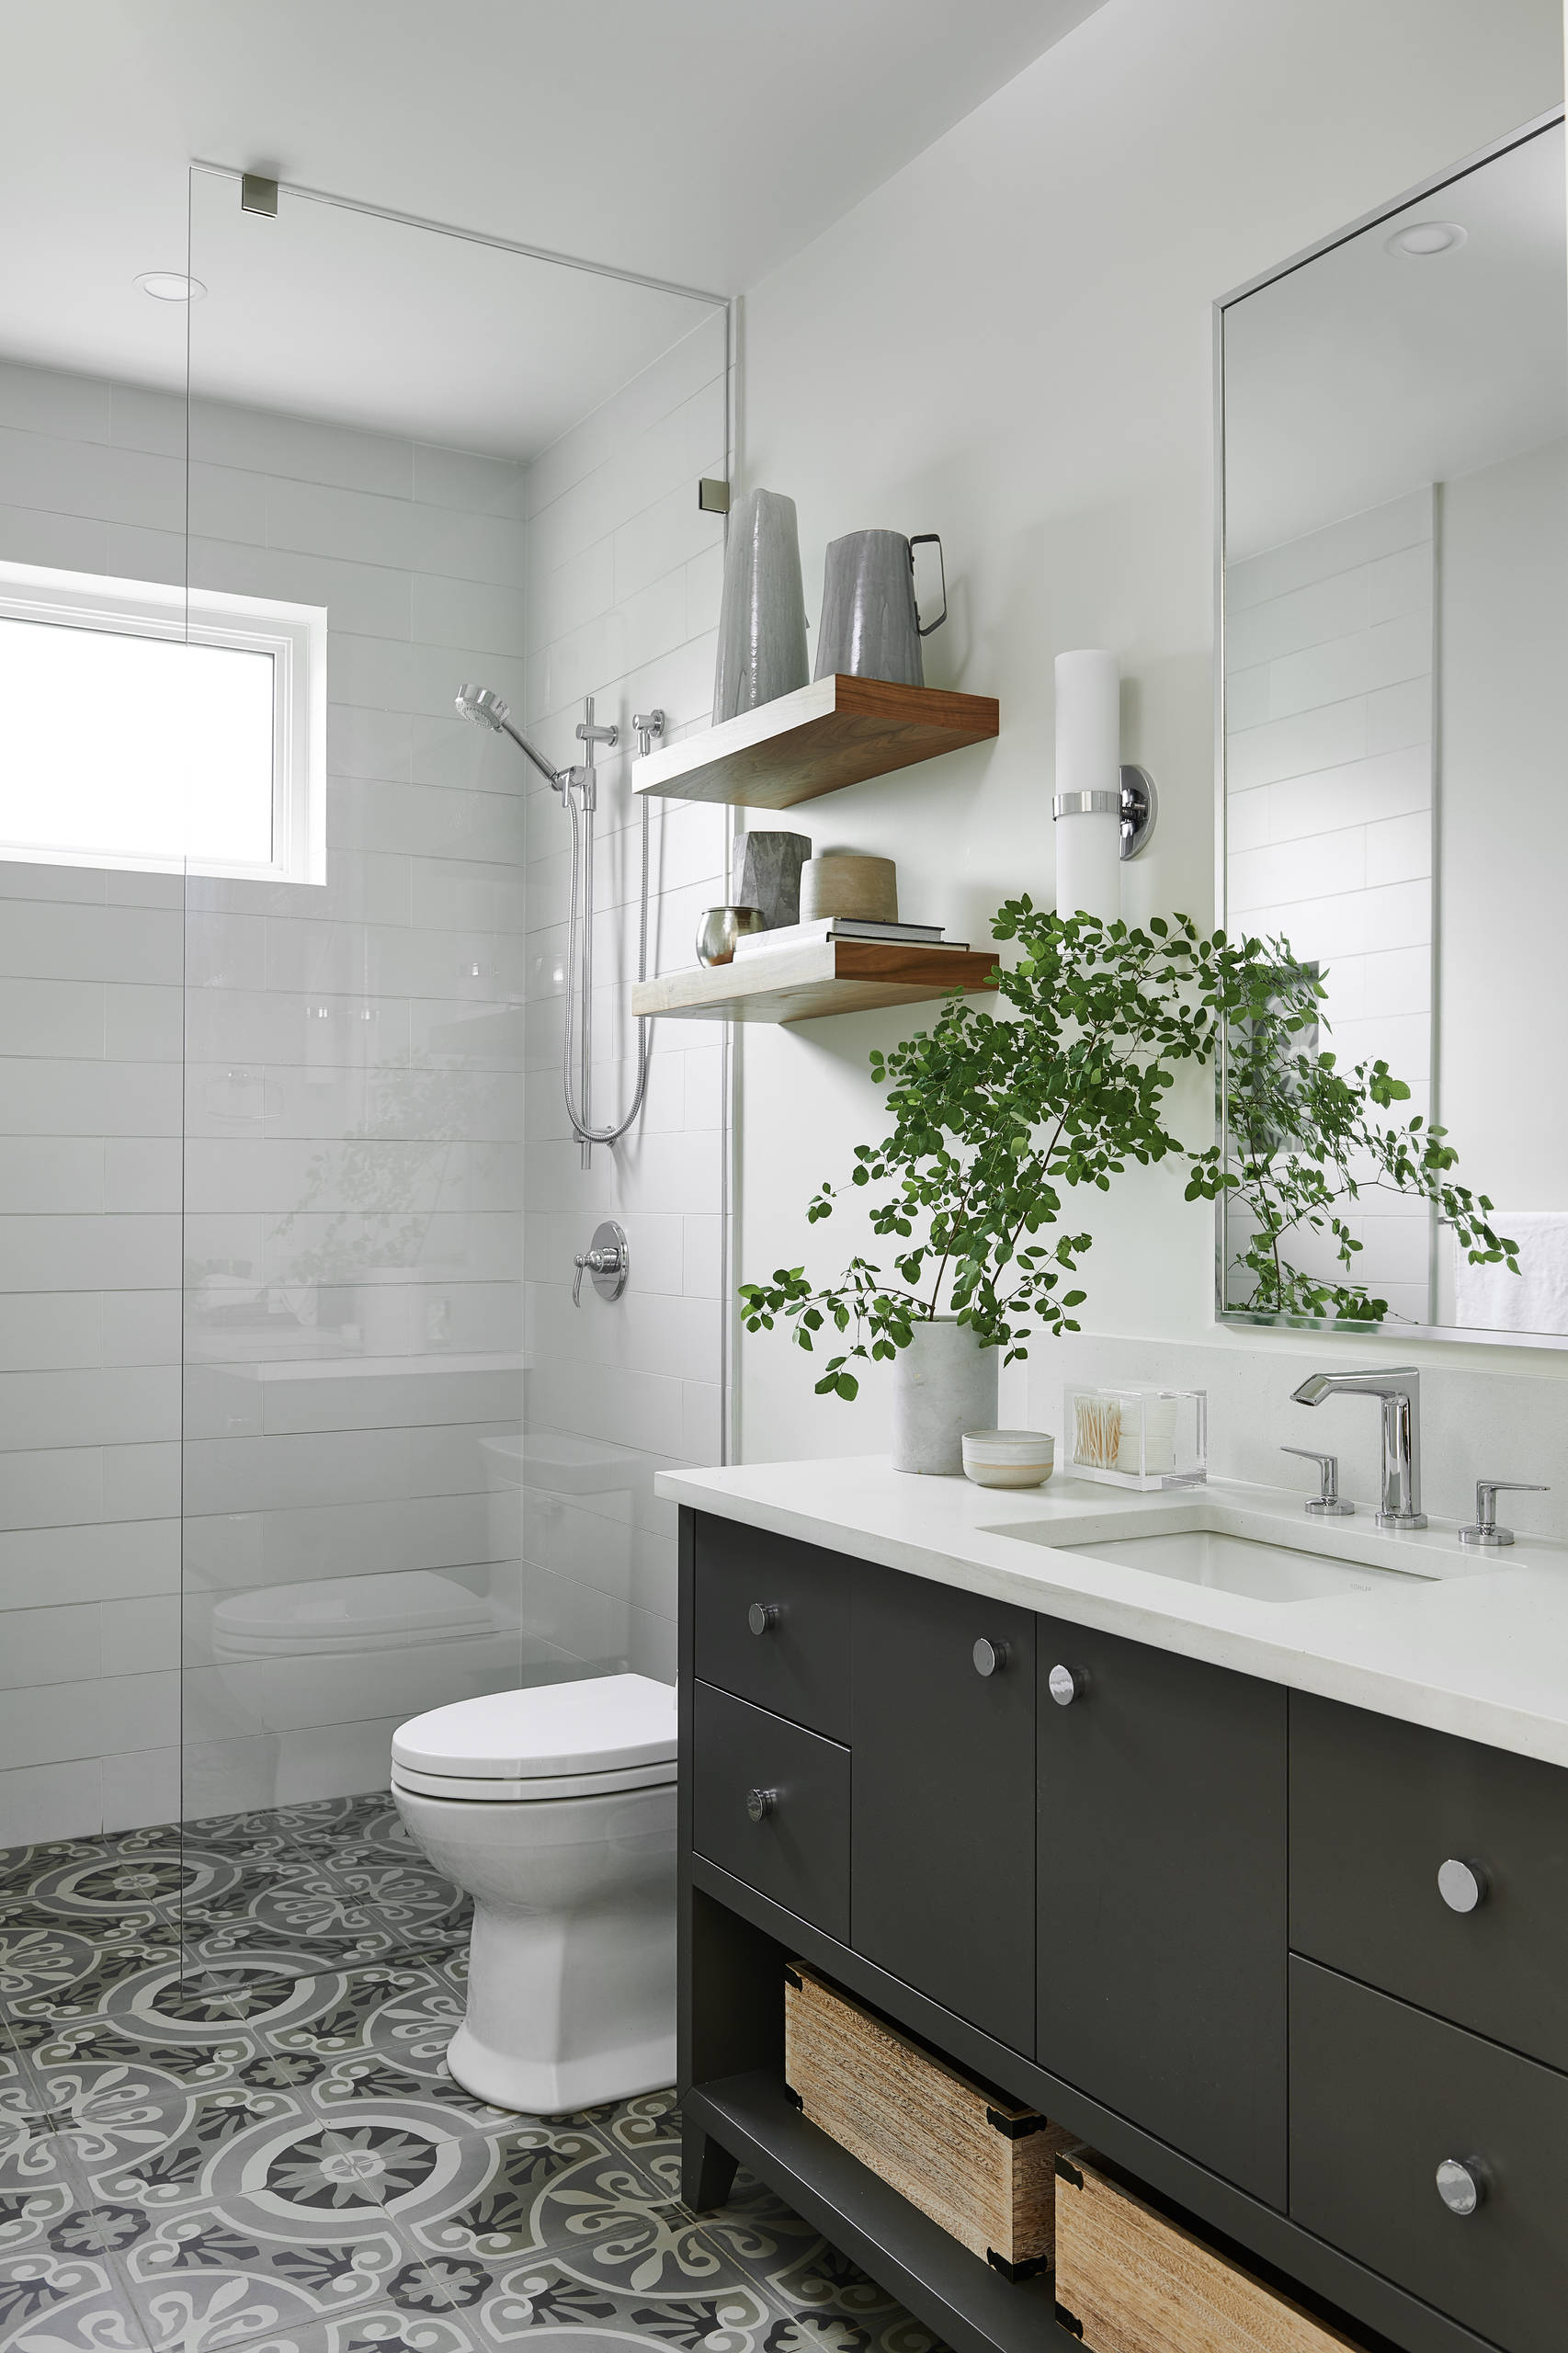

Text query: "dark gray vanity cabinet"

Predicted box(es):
[850, 1563, 1038, 2053]
[1036, 1614, 1289, 2208]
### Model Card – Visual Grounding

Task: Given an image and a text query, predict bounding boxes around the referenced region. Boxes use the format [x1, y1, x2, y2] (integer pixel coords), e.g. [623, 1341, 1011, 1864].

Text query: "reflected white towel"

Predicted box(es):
[1451, 1212, 1568, 1335]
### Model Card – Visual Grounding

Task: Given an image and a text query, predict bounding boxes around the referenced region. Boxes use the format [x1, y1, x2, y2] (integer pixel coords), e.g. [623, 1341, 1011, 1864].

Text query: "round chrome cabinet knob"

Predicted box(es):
[1438, 1857, 1490, 1915]
[747, 1602, 782, 1637]
[972, 1637, 1010, 1677]
[745, 1786, 778, 1824]
[1049, 1664, 1088, 1708]
[1436, 2156, 1487, 2217]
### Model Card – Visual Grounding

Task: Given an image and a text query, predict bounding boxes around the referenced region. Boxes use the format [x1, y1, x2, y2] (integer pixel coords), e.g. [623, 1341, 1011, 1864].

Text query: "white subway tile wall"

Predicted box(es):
[0, 308, 728, 1843]
[519, 312, 729, 1689]
[1225, 490, 1435, 1321]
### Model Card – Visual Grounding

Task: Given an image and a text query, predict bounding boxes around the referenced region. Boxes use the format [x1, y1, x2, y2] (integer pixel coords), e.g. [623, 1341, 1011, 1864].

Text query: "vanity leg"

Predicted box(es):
[682, 2116, 740, 2211]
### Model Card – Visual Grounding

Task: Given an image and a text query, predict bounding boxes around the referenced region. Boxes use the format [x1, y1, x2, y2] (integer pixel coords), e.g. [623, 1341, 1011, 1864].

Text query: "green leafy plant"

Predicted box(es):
[739, 902, 1515, 1400]
[1210, 946, 1517, 1320]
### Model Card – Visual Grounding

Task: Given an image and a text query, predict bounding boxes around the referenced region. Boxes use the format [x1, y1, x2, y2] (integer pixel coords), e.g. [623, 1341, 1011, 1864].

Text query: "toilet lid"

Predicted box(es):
[392, 1672, 676, 1781]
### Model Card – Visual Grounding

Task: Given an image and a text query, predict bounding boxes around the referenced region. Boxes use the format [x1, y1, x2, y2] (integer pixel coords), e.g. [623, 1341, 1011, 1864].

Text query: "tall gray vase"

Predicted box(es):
[892, 1318, 999, 1475]
[713, 488, 809, 723]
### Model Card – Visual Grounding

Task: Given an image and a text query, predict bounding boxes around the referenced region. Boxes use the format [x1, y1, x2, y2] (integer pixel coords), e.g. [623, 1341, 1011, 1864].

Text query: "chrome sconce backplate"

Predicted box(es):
[1119, 765, 1157, 859]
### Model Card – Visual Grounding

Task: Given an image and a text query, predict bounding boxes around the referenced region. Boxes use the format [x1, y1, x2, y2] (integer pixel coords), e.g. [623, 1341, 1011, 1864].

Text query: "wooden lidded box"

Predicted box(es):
[783, 1961, 1073, 2278]
[1054, 2150, 1372, 2352]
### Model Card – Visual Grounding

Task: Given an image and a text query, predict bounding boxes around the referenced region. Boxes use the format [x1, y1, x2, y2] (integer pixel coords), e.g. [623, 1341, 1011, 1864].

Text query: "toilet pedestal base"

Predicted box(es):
[446, 2016, 676, 2115]
[452, 1881, 676, 2113]
[391, 1774, 678, 2119]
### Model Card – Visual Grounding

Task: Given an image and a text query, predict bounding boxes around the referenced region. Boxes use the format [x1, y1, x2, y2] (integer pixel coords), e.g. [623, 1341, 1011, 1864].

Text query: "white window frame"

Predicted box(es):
[0, 557, 327, 884]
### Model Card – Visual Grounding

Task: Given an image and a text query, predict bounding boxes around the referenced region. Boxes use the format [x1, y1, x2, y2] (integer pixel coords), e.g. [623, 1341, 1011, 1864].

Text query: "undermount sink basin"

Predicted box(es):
[995, 1518, 1440, 1604]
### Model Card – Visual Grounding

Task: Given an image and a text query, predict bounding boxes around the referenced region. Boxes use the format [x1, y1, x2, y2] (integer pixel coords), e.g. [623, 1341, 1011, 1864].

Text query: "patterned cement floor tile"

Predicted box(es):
[0, 1839, 113, 1898]
[95, 2114, 449, 2353]
[586, 2097, 679, 2201]
[252, 1969, 505, 2139]
[410, 2245, 779, 2353]
[0, 2248, 152, 2352]
[200, 2304, 483, 2353]
[0, 2122, 80, 2260]
[62, 2085, 324, 2215]
[0, 1933, 179, 2026]
[0, 1804, 945, 2353]
[404, 2138, 811, 2308]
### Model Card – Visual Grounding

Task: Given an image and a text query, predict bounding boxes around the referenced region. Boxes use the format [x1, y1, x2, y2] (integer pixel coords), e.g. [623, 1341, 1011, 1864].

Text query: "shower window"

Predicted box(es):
[0, 557, 325, 881]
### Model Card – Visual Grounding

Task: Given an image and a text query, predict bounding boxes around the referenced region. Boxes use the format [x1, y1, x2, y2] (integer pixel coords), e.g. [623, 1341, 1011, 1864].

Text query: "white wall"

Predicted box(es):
[518, 313, 730, 1684]
[735, 0, 1567, 1516]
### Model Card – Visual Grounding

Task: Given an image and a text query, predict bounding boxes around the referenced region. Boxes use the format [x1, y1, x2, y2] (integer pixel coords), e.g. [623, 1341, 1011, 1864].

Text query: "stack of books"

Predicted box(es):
[733, 916, 970, 959]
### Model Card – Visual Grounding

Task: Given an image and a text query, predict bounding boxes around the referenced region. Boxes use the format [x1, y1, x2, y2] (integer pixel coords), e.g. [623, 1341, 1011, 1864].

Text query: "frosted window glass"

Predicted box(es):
[0, 616, 275, 869]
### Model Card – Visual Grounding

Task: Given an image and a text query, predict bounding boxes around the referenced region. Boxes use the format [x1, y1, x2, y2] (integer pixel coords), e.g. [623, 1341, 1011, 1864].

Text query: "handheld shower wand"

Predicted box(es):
[456, 684, 654, 1164]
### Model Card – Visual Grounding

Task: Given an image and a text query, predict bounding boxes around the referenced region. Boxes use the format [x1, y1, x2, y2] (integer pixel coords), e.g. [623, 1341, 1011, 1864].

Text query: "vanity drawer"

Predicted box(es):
[694, 1514, 852, 1741]
[691, 1681, 850, 1940]
[1290, 1958, 1568, 2353]
[1290, 1694, 1568, 2070]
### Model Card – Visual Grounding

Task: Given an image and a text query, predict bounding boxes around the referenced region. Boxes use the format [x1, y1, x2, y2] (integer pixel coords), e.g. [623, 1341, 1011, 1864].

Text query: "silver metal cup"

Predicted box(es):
[696, 906, 766, 967]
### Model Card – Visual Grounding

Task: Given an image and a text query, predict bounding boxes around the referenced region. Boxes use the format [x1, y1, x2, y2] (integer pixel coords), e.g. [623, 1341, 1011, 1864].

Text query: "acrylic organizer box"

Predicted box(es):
[1064, 1384, 1207, 1490]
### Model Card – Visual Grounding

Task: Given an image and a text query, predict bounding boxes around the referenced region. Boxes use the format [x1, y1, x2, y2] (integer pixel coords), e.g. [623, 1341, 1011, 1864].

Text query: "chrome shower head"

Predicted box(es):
[456, 683, 510, 733]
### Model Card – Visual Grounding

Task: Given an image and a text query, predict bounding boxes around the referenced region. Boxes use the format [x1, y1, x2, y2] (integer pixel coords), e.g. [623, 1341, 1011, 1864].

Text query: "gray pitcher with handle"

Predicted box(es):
[813, 530, 947, 688]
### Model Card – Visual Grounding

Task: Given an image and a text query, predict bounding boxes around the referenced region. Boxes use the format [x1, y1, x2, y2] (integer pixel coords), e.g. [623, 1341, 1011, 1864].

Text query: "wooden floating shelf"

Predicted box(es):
[631, 674, 1000, 810]
[631, 937, 999, 1025]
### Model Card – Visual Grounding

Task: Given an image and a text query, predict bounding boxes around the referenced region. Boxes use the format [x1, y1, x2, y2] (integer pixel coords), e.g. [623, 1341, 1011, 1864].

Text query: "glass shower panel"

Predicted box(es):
[178, 169, 727, 1946]
[0, 287, 187, 1858]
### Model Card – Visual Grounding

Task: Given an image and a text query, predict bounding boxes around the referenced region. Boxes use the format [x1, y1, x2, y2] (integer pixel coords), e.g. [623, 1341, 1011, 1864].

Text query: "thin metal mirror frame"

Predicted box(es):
[1210, 104, 1568, 1352]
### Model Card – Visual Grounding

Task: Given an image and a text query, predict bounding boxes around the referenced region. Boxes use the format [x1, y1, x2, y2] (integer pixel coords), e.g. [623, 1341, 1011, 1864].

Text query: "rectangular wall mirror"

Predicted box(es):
[1217, 110, 1568, 1345]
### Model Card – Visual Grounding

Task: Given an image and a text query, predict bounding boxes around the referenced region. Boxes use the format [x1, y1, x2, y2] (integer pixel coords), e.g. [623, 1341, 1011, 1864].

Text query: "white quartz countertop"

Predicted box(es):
[656, 1456, 1568, 1771]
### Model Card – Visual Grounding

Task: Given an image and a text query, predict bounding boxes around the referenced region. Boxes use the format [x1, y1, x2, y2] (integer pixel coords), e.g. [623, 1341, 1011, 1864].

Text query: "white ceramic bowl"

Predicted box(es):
[961, 1428, 1055, 1489]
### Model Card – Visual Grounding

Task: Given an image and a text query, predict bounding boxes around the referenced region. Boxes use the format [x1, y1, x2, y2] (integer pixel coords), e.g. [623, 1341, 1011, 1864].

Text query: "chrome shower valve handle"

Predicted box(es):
[573, 1222, 629, 1306]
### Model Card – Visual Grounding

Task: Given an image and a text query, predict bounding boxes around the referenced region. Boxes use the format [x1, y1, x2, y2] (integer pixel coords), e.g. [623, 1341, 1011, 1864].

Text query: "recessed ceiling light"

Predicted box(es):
[1384, 221, 1468, 259]
[135, 271, 206, 301]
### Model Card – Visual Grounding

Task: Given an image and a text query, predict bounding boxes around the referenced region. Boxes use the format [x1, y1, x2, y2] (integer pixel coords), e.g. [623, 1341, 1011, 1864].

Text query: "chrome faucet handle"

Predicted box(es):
[1459, 1480, 1549, 1548]
[1280, 1447, 1354, 1516]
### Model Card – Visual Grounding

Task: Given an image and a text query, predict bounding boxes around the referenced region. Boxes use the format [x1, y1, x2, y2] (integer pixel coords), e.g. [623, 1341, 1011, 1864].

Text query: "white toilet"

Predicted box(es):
[391, 1672, 677, 2114]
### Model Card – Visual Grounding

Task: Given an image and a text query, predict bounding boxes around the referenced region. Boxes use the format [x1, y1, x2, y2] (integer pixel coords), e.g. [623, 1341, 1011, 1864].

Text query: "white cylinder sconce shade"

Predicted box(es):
[1053, 648, 1121, 921]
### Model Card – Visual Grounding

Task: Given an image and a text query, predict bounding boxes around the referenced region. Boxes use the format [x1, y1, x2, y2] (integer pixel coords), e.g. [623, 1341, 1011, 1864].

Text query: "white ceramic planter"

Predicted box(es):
[892, 1316, 999, 1475]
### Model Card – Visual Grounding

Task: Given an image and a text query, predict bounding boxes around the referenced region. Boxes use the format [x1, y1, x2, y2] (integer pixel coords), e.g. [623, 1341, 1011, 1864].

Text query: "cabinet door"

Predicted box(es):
[1291, 1691, 1568, 2072]
[1292, 1957, 1568, 2353]
[694, 1514, 852, 1741]
[851, 1562, 1037, 2052]
[1036, 1616, 1288, 2206]
[692, 1682, 850, 1940]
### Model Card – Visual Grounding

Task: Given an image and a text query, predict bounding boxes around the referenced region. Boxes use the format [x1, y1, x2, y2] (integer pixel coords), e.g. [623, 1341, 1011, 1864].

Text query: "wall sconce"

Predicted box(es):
[1052, 649, 1158, 920]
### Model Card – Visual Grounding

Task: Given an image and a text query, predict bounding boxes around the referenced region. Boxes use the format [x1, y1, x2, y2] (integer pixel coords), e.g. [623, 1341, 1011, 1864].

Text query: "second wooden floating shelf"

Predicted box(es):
[631, 674, 1000, 810]
[631, 938, 1000, 1025]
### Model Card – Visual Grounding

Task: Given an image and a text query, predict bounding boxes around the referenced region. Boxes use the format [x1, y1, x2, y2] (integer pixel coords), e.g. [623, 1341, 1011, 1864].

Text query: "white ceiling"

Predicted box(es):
[0, 0, 1103, 456]
[1224, 119, 1568, 560]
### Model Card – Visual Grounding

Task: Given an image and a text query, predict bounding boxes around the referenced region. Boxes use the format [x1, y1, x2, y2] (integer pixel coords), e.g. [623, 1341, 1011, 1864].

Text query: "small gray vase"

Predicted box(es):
[892, 1317, 999, 1475]
[713, 489, 809, 722]
[732, 830, 812, 928]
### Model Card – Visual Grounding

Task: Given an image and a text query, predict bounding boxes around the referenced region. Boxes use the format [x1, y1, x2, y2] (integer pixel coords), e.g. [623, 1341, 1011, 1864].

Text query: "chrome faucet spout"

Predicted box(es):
[1290, 1366, 1425, 1529]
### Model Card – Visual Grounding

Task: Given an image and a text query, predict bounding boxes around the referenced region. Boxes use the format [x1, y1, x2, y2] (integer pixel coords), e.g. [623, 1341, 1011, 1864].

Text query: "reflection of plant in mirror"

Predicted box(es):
[740, 904, 1244, 1398]
[271, 1059, 485, 1286]
[1212, 944, 1517, 1321]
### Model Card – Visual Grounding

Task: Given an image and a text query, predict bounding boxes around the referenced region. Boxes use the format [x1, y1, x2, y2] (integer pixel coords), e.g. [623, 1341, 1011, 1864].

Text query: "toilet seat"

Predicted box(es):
[391, 1671, 676, 1803]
